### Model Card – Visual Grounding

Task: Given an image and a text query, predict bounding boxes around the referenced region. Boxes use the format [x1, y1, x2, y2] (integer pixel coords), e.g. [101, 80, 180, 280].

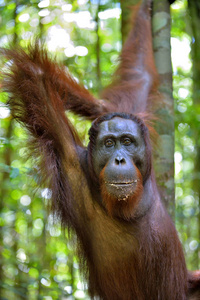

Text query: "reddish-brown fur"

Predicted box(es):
[100, 163, 143, 219]
[1, 0, 199, 299]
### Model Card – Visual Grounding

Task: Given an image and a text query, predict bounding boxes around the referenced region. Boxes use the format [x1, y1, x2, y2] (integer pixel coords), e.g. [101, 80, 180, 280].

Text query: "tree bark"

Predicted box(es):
[152, 0, 175, 217]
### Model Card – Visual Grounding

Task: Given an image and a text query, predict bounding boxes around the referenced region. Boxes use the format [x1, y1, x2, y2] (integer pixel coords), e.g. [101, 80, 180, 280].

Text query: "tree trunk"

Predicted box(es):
[152, 0, 175, 217]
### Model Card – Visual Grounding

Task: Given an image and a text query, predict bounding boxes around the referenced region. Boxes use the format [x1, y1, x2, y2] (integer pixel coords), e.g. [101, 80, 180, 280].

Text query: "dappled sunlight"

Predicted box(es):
[38, 0, 50, 8]
[0, 103, 10, 119]
[20, 195, 31, 206]
[18, 13, 30, 23]
[171, 37, 191, 72]
[99, 8, 121, 20]
[47, 25, 70, 50]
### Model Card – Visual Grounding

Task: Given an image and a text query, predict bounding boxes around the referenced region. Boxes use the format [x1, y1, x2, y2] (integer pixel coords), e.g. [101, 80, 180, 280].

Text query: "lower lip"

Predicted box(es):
[106, 180, 138, 187]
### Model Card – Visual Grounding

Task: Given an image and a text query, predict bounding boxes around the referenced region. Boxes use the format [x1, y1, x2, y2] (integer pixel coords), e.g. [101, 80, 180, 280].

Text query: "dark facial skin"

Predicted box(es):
[92, 117, 147, 200]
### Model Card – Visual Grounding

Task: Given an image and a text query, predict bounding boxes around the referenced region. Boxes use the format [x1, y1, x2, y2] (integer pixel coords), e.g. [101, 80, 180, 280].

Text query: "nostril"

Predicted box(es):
[121, 158, 125, 164]
[115, 157, 126, 165]
[115, 158, 120, 165]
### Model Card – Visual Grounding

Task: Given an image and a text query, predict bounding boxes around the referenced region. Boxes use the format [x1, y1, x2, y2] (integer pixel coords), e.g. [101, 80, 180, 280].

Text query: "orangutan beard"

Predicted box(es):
[99, 168, 144, 220]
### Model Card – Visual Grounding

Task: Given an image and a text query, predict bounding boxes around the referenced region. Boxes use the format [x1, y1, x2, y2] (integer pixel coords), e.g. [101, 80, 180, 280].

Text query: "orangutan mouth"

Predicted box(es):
[105, 180, 139, 187]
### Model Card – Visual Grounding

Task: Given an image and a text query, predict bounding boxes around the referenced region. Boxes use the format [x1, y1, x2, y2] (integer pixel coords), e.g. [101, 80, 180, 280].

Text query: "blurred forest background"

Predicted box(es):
[0, 0, 200, 299]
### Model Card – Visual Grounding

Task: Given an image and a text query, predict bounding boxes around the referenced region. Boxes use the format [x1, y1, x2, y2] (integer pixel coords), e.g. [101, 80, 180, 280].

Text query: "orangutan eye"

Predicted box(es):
[122, 137, 132, 146]
[105, 139, 114, 147]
